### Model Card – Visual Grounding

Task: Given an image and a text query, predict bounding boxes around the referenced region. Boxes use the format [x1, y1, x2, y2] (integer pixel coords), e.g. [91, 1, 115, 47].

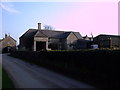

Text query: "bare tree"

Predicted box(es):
[43, 25, 54, 30]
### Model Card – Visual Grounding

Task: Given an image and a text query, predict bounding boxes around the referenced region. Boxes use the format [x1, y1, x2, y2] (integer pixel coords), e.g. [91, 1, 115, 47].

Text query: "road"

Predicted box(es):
[2, 54, 95, 88]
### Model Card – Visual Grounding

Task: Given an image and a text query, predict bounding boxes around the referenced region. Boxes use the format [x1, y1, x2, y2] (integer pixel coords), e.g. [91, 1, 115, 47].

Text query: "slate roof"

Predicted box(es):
[20, 29, 83, 39]
[73, 32, 83, 39]
[0, 36, 16, 42]
[99, 34, 120, 37]
[94, 34, 120, 39]
[41, 30, 65, 38]
[20, 29, 38, 38]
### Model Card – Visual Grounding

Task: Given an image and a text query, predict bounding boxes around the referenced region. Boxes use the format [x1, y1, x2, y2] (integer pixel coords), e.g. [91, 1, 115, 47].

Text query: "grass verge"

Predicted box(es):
[2, 68, 15, 89]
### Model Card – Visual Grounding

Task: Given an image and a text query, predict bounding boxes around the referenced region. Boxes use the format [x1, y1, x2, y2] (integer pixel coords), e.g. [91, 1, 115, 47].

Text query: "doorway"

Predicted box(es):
[36, 41, 46, 51]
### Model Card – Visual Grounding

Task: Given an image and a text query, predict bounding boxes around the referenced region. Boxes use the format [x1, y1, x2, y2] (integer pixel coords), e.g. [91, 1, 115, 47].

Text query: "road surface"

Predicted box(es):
[2, 54, 95, 88]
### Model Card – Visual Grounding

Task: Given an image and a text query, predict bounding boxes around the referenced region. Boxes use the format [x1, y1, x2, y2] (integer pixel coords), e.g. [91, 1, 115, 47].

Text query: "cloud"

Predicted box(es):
[0, 2, 20, 13]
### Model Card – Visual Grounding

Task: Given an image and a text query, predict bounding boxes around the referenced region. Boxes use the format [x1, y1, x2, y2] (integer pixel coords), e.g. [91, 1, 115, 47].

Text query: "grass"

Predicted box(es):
[2, 68, 15, 89]
[0, 65, 2, 89]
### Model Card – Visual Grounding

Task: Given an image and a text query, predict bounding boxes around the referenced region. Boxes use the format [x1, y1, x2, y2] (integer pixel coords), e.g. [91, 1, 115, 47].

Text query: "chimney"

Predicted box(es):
[38, 23, 41, 30]
[5, 34, 7, 38]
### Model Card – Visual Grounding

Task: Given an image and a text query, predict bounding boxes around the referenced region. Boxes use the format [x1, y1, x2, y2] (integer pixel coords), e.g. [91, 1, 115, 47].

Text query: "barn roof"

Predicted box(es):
[20, 29, 83, 39]
[20, 29, 38, 38]
[0, 35, 16, 42]
[94, 34, 120, 39]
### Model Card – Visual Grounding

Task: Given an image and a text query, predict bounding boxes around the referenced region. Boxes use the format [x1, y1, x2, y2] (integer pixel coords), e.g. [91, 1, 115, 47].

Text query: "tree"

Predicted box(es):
[43, 25, 54, 30]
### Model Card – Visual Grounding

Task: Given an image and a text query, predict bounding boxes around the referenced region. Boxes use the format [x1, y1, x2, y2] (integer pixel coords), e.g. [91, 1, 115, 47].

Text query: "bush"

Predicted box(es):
[10, 50, 120, 73]
[10, 50, 120, 88]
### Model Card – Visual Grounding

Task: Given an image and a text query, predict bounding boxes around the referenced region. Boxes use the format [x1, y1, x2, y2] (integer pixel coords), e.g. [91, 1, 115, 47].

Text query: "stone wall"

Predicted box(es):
[19, 37, 34, 50]
[1, 36, 16, 49]
[66, 32, 78, 50]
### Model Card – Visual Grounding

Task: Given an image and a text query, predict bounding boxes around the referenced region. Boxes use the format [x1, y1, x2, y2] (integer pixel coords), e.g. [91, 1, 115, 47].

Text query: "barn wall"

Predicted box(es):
[66, 33, 78, 50]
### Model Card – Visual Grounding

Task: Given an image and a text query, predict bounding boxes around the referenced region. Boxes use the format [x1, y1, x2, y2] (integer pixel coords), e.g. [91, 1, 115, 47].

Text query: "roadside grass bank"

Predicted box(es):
[10, 49, 120, 88]
[0, 65, 2, 89]
[2, 68, 15, 89]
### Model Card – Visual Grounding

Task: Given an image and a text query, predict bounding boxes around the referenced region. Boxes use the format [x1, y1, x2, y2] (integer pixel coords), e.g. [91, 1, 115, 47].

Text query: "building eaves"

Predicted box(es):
[20, 29, 38, 38]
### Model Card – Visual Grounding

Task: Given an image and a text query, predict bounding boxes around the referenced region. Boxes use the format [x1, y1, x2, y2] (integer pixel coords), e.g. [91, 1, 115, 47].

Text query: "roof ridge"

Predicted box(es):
[39, 30, 48, 37]
[41, 29, 74, 33]
[8, 35, 16, 41]
[35, 30, 48, 37]
[99, 34, 120, 36]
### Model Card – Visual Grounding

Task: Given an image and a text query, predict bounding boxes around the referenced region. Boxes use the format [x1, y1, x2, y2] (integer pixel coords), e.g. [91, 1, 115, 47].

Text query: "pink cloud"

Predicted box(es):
[53, 2, 118, 36]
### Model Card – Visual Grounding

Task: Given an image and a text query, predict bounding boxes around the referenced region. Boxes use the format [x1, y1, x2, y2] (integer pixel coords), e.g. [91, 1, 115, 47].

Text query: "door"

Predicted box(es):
[36, 41, 46, 51]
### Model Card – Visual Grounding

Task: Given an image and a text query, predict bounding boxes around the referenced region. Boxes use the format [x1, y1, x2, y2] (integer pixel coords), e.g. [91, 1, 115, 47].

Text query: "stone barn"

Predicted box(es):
[93, 34, 120, 48]
[19, 23, 84, 51]
[0, 34, 16, 53]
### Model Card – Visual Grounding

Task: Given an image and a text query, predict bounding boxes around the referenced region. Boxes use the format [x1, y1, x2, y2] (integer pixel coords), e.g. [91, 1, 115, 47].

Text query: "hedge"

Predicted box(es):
[10, 50, 120, 88]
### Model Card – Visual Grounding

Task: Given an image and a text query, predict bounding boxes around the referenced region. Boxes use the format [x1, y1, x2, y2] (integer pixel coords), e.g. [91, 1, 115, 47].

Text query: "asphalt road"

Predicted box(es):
[2, 54, 95, 88]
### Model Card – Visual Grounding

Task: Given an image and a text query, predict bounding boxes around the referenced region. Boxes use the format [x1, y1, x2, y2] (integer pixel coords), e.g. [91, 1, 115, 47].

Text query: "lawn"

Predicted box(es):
[0, 65, 2, 89]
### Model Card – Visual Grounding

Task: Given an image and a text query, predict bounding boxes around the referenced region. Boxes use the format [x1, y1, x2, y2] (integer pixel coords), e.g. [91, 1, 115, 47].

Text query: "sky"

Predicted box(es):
[0, 1, 119, 45]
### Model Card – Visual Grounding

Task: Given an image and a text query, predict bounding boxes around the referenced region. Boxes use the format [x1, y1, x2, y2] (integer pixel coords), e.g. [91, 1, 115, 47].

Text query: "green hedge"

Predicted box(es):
[10, 50, 120, 88]
[10, 50, 120, 73]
